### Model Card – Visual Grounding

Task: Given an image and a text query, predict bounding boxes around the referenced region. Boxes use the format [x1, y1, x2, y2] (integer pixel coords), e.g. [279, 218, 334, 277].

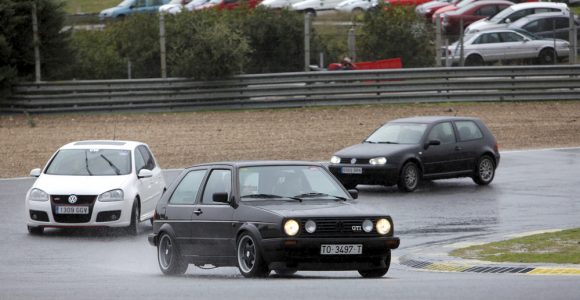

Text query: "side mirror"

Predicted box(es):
[213, 192, 229, 203]
[348, 189, 358, 199]
[138, 169, 153, 178]
[30, 168, 41, 177]
[424, 140, 441, 150]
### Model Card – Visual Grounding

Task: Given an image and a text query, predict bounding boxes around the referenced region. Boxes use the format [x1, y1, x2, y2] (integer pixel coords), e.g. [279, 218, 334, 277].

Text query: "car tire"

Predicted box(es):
[274, 269, 297, 277]
[397, 162, 420, 192]
[126, 199, 140, 236]
[27, 225, 44, 235]
[157, 232, 188, 275]
[465, 54, 484, 66]
[358, 251, 391, 278]
[473, 155, 495, 185]
[538, 48, 555, 65]
[237, 232, 270, 278]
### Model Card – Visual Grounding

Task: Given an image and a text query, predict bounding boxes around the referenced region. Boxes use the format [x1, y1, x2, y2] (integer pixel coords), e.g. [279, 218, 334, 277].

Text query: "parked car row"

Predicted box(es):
[25, 115, 499, 277]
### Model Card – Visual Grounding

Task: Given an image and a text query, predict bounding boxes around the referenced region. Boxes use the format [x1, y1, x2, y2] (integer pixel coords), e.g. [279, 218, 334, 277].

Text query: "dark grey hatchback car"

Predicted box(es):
[149, 161, 400, 278]
[328, 116, 500, 192]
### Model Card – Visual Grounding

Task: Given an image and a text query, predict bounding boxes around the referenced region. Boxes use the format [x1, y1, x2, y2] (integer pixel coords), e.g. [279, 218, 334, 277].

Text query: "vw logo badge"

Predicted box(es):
[350, 158, 357, 164]
[68, 195, 78, 204]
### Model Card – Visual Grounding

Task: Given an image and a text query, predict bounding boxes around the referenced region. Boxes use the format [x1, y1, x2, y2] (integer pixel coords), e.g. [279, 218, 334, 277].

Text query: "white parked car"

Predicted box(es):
[465, 2, 569, 34]
[260, 0, 304, 9]
[335, 0, 377, 13]
[25, 140, 166, 235]
[292, 0, 345, 14]
[445, 29, 569, 66]
[159, 0, 190, 13]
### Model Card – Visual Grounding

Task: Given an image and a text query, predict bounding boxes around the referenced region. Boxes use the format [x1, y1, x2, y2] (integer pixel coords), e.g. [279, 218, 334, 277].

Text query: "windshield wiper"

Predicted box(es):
[99, 154, 121, 175]
[241, 193, 302, 202]
[293, 192, 347, 201]
[85, 151, 93, 176]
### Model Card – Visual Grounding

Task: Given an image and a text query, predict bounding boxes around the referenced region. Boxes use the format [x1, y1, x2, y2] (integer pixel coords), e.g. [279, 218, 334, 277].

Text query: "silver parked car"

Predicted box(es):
[507, 12, 580, 42]
[445, 29, 570, 65]
[465, 2, 569, 34]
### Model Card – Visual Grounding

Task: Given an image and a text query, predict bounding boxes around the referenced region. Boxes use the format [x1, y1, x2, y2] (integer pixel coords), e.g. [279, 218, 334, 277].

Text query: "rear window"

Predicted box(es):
[455, 121, 484, 141]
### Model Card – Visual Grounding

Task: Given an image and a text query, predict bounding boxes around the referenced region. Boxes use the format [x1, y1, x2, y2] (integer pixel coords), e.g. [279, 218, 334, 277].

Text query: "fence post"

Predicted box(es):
[304, 13, 312, 72]
[459, 18, 464, 67]
[435, 13, 442, 67]
[159, 12, 167, 78]
[348, 27, 356, 62]
[31, 1, 41, 83]
[570, 13, 577, 64]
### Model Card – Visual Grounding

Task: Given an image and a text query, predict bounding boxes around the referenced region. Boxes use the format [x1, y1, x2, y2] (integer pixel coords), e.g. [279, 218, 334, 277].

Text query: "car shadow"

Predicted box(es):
[31, 222, 153, 239]
[356, 178, 497, 195]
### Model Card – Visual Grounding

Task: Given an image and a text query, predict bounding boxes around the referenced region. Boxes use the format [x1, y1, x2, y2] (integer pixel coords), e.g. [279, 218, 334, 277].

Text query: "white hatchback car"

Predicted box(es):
[25, 140, 166, 235]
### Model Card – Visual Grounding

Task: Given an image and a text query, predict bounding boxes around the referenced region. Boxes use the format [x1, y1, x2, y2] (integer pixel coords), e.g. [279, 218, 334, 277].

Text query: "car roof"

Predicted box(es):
[59, 140, 144, 150]
[510, 11, 571, 24]
[187, 160, 324, 169]
[508, 2, 568, 11]
[389, 116, 481, 124]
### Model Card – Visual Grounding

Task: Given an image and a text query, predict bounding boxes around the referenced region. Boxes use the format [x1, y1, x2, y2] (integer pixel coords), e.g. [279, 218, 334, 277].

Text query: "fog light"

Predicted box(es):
[362, 219, 373, 232]
[32, 214, 38, 220]
[305, 220, 316, 233]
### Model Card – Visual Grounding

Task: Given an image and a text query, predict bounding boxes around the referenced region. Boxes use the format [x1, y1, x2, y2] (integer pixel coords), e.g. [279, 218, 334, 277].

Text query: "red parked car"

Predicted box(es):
[384, 0, 433, 8]
[198, 0, 261, 10]
[439, 0, 513, 35]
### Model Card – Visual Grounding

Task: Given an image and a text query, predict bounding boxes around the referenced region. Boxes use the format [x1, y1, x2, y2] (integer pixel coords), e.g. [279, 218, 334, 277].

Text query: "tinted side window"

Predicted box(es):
[427, 122, 456, 144]
[201, 169, 232, 205]
[555, 17, 569, 29]
[135, 148, 146, 172]
[138, 145, 156, 170]
[456, 121, 484, 141]
[169, 170, 207, 205]
[500, 32, 524, 42]
[475, 5, 497, 17]
[523, 20, 540, 32]
[506, 9, 531, 23]
[477, 33, 501, 44]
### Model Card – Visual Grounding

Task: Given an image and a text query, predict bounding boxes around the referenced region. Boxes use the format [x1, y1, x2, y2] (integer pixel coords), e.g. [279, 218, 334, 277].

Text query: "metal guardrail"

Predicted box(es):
[2, 65, 580, 114]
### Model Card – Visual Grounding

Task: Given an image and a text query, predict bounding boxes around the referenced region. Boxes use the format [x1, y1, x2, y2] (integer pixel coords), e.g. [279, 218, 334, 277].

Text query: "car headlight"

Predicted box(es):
[376, 218, 392, 235]
[369, 157, 387, 165]
[29, 188, 49, 202]
[284, 219, 300, 236]
[330, 156, 341, 164]
[305, 220, 316, 233]
[98, 189, 124, 202]
[362, 219, 373, 233]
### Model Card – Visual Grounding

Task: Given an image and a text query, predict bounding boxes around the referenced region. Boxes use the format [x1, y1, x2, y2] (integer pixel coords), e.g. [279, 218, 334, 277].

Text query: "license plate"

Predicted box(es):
[56, 206, 89, 214]
[342, 167, 362, 174]
[321, 244, 363, 255]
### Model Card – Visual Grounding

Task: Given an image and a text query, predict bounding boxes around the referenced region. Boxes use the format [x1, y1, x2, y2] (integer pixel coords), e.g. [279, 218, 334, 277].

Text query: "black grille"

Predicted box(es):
[299, 218, 380, 237]
[339, 158, 370, 165]
[51, 195, 96, 223]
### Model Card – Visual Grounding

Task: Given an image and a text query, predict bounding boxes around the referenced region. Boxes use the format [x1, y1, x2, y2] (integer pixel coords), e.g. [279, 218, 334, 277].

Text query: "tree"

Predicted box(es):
[358, 6, 434, 68]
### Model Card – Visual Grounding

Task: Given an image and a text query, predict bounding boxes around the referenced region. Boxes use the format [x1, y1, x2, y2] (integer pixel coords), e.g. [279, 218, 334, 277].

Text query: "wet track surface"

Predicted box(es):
[1, 148, 579, 300]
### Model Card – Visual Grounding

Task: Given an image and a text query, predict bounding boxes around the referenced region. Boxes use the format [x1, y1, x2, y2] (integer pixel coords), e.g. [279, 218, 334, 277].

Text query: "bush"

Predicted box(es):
[358, 6, 434, 68]
[69, 30, 126, 80]
[165, 10, 250, 80]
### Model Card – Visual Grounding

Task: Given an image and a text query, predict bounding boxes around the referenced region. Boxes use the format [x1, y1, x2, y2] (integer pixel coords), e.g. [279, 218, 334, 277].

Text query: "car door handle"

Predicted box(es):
[193, 209, 203, 216]
[455, 146, 463, 151]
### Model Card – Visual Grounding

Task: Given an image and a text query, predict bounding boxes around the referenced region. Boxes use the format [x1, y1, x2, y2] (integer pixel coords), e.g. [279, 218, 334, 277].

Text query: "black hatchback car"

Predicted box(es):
[148, 161, 400, 278]
[328, 116, 500, 192]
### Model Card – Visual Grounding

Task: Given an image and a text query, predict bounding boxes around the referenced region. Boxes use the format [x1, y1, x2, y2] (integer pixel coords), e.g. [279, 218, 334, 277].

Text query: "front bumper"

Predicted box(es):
[328, 164, 399, 186]
[261, 236, 400, 271]
[26, 198, 132, 228]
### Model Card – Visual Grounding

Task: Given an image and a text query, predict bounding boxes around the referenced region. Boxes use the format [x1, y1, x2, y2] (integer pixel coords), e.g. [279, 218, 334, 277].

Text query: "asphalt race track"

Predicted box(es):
[1, 148, 579, 300]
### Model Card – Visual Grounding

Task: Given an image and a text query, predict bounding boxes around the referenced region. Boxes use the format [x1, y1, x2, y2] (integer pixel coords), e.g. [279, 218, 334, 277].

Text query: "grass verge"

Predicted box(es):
[451, 228, 580, 264]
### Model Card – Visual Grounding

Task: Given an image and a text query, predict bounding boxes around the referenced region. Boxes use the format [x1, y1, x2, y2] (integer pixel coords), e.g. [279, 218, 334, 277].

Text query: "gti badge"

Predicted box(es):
[68, 195, 78, 204]
[352, 225, 362, 232]
[350, 158, 357, 164]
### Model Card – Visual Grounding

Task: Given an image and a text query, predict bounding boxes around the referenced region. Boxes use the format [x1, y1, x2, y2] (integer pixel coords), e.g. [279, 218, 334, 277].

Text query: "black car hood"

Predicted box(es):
[245, 200, 386, 218]
[334, 143, 417, 158]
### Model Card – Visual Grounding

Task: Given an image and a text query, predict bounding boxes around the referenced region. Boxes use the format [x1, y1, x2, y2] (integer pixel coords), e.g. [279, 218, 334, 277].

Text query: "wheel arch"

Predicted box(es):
[399, 156, 424, 178]
[235, 223, 265, 253]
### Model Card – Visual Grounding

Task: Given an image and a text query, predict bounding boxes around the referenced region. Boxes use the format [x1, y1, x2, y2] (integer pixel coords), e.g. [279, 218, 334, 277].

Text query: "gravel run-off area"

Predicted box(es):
[1, 101, 579, 178]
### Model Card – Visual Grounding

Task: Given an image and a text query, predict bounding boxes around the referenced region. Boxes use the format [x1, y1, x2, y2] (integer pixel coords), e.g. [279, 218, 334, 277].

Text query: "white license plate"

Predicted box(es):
[342, 167, 362, 174]
[56, 206, 89, 214]
[320, 244, 363, 255]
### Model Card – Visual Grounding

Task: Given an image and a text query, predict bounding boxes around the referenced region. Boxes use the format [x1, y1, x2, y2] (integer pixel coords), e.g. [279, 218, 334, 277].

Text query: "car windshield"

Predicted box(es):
[490, 6, 513, 22]
[364, 123, 427, 144]
[45, 149, 132, 176]
[239, 165, 349, 201]
[117, 0, 135, 7]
